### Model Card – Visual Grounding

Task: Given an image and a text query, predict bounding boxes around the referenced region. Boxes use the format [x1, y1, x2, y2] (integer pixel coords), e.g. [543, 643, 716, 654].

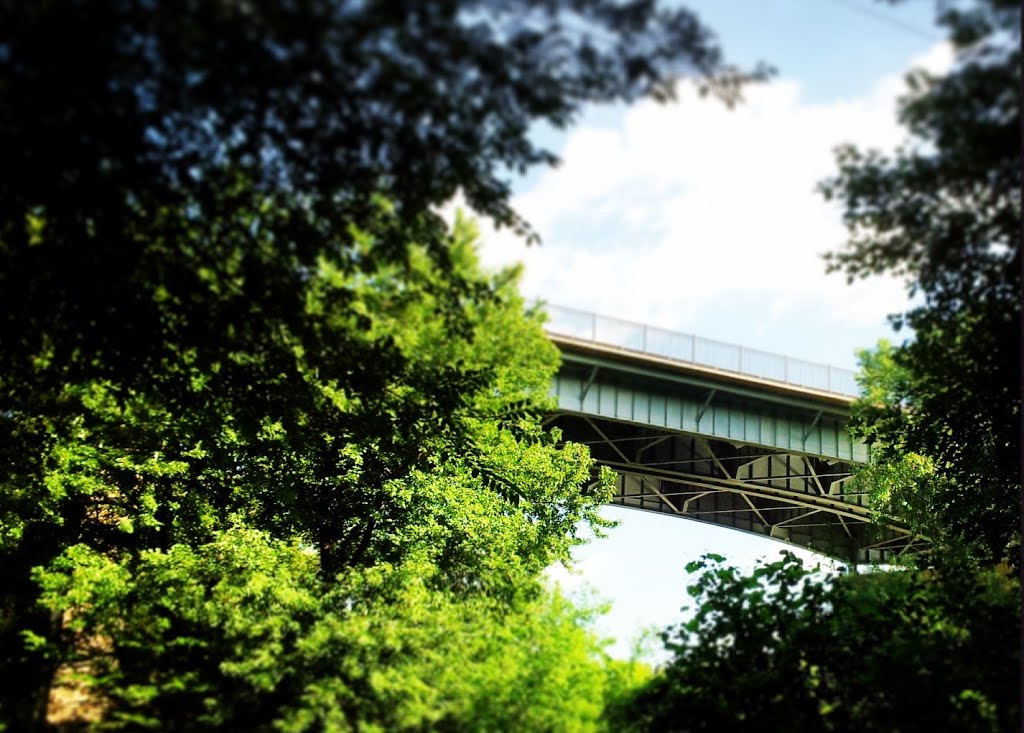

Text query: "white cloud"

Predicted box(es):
[454, 42, 954, 362]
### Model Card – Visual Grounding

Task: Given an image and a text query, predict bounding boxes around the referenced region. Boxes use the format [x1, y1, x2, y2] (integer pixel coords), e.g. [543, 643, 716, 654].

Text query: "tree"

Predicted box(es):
[5, 196, 625, 729]
[613, 553, 1019, 732]
[0, 0, 754, 257]
[818, 0, 1021, 563]
[1, 191, 623, 727]
[35, 527, 629, 732]
[1, 3, 751, 726]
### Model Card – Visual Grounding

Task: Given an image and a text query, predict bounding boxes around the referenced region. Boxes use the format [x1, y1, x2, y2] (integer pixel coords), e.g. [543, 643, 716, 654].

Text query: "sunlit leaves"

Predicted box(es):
[34, 528, 624, 732]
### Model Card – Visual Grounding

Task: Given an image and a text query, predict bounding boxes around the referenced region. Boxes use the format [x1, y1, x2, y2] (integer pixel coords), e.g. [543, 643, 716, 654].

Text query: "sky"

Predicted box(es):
[459, 0, 953, 661]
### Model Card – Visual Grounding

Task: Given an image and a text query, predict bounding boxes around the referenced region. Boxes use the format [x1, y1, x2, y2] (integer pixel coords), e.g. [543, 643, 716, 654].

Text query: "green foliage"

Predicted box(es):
[33, 528, 623, 732]
[1, 1, 748, 728]
[819, 0, 1021, 563]
[822, 0, 1019, 310]
[615, 553, 1019, 732]
[2, 189, 599, 571]
[851, 327, 1018, 560]
[1, 196, 621, 727]
[2, 1, 737, 727]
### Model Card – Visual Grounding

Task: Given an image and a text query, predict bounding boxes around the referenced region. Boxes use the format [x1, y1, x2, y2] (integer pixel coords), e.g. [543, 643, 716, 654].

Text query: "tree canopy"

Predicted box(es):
[0, 187, 623, 727]
[2, 2, 752, 726]
[35, 528, 635, 732]
[0, 0, 756, 244]
[819, 0, 1020, 563]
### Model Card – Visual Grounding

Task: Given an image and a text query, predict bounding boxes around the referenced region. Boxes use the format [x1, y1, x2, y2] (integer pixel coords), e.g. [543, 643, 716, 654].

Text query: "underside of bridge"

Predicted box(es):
[548, 337, 923, 564]
[550, 412, 919, 564]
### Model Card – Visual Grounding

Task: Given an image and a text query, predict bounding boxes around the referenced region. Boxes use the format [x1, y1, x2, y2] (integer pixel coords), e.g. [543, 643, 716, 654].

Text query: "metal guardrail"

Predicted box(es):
[542, 304, 859, 397]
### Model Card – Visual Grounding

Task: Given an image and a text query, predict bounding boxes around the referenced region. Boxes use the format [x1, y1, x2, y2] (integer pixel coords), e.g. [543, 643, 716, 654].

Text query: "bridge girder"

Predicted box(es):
[549, 339, 920, 564]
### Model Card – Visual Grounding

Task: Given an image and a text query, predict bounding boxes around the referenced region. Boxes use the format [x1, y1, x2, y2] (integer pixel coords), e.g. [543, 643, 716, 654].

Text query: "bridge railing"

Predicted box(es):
[542, 304, 859, 397]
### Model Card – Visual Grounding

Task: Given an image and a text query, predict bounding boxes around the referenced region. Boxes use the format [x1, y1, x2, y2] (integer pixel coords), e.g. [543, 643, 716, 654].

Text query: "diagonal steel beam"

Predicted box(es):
[802, 410, 823, 444]
[635, 434, 673, 460]
[740, 493, 772, 530]
[579, 366, 599, 403]
[700, 438, 733, 480]
[805, 458, 826, 495]
[807, 459, 853, 538]
[773, 509, 823, 528]
[683, 491, 713, 513]
[541, 413, 563, 428]
[583, 417, 631, 464]
[695, 388, 717, 425]
[641, 476, 683, 514]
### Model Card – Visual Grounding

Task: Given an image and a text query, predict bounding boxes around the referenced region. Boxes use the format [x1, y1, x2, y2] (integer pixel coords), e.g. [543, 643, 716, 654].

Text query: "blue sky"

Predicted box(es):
[689, 0, 942, 104]
[458, 0, 950, 660]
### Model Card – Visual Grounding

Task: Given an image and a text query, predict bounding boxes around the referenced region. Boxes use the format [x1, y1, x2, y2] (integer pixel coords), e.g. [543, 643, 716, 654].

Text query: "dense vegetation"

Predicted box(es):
[611, 552, 1017, 732]
[1, 0, 1018, 730]
[0, 1, 733, 729]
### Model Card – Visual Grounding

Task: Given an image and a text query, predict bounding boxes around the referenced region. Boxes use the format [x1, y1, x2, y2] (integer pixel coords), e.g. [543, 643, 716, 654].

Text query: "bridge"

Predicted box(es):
[543, 305, 920, 564]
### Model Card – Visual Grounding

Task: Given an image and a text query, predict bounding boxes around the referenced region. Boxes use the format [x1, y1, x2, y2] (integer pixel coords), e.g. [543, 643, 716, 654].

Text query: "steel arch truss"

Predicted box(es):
[550, 412, 922, 564]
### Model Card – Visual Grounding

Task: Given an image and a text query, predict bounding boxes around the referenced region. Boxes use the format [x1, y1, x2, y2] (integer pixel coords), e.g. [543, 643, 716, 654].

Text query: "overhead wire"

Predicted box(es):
[824, 0, 942, 42]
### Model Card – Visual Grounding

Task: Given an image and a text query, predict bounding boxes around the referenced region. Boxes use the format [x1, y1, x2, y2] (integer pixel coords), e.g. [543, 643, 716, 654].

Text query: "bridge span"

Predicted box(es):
[543, 306, 920, 564]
